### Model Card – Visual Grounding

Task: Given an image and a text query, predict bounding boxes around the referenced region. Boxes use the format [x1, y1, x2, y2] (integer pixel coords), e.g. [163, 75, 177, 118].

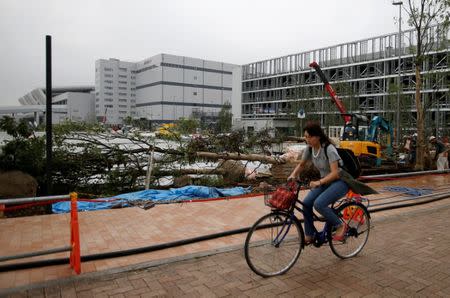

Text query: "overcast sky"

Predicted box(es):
[0, 0, 406, 106]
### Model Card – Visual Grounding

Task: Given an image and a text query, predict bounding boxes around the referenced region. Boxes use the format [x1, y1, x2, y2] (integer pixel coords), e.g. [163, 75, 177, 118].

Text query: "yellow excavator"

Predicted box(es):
[156, 123, 179, 138]
[310, 62, 393, 167]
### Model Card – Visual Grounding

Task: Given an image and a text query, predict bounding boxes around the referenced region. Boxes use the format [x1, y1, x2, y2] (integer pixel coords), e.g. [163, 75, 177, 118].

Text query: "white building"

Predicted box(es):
[95, 54, 237, 125]
[231, 66, 243, 130]
[135, 54, 236, 124]
[52, 92, 95, 124]
[18, 86, 94, 106]
[95, 59, 137, 124]
[18, 88, 47, 105]
[17, 55, 239, 126]
[15, 86, 95, 125]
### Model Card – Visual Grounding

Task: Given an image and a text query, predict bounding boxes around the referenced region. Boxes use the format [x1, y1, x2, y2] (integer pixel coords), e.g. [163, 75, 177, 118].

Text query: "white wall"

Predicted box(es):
[68, 93, 95, 123]
[95, 58, 136, 124]
[92, 54, 237, 124]
[134, 53, 236, 123]
[231, 66, 242, 127]
[52, 92, 95, 123]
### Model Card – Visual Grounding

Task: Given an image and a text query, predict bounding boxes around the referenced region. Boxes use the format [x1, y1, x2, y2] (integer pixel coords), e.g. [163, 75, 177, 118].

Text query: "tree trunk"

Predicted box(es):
[414, 65, 426, 170]
[195, 151, 285, 164]
[156, 168, 228, 176]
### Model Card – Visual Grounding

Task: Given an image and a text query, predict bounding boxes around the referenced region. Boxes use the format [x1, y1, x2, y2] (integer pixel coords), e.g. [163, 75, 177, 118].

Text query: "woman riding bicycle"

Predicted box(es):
[287, 121, 349, 244]
[245, 123, 376, 276]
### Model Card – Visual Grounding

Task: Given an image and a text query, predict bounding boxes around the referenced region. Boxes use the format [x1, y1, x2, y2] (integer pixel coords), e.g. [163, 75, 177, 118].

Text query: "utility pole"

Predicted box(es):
[393, 1, 402, 146]
[45, 35, 53, 195]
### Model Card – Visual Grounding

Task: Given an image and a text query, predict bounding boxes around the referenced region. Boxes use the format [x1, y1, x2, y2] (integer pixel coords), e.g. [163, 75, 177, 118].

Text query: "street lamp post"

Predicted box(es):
[393, 1, 402, 147]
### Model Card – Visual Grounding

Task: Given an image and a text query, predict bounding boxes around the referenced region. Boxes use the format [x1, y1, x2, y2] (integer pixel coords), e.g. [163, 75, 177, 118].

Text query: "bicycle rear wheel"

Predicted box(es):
[329, 202, 370, 259]
[244, 212, 304, 277]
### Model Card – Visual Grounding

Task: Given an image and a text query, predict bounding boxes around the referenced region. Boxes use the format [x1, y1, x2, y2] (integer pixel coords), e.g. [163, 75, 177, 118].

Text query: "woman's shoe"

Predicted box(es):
[332, 223, 348, 242]
[304, 236, 314, 245]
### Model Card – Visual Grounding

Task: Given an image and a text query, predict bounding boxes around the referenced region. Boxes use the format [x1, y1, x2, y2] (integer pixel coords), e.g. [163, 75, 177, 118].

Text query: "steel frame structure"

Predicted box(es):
[241, 25, 450, 137]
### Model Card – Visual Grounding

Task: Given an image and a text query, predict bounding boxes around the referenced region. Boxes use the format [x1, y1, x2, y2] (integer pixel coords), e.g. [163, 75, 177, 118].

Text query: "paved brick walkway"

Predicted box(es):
[2, 174, 450, 290]
[3, 199, 450, 297]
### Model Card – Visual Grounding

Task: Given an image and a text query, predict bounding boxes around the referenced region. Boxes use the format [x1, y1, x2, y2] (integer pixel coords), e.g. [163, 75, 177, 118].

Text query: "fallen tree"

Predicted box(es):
[1, 119, 304, 194]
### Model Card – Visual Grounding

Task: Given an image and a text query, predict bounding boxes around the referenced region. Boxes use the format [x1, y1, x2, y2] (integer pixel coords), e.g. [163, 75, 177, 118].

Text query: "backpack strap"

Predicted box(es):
[309, 143, 360, 179]
[324, 143, 330, 160]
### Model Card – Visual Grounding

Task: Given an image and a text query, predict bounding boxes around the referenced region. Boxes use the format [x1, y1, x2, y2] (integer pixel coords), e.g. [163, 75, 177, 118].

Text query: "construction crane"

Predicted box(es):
[309, 62, 394, 167]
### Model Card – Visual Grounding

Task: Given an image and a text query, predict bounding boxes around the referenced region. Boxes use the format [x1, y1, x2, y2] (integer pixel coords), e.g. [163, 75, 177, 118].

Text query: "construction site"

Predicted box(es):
[2, 1, 450, 296]
[239, 24, 450, 141]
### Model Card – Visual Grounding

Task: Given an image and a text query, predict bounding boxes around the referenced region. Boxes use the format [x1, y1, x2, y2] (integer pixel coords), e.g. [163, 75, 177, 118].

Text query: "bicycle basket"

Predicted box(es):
[266, 182, 297, 210]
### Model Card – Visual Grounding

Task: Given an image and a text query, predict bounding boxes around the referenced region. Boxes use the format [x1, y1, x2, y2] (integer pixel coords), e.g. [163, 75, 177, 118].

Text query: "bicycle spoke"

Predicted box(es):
[245, 212, 304, 277]
[329, 203, 370, 259]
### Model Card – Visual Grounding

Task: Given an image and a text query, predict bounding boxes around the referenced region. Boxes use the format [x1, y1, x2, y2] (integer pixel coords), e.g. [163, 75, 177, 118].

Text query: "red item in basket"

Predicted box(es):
[268, 182, 297, 210]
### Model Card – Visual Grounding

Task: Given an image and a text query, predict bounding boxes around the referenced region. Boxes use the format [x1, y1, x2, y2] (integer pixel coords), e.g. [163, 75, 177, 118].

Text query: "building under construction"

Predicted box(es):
[237, 25, 450, 140]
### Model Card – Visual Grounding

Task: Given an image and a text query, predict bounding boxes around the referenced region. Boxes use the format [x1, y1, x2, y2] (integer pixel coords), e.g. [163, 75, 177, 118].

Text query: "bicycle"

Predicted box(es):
[244, 181, 371, 277]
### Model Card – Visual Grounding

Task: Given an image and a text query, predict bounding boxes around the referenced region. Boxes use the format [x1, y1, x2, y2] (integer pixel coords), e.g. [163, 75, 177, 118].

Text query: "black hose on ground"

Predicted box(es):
[0, 226, 251, 272]
[1, 192, 450, 273]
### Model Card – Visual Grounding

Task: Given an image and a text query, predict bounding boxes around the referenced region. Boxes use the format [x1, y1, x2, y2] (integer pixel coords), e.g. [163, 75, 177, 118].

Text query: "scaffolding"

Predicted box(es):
[241, 25, 450, 138]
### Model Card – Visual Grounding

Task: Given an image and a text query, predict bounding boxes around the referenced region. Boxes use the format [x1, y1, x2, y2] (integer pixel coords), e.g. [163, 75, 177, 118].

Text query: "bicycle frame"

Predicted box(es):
[270, 181, 369, 248]
[245, 181, 372, 277]
[272, 217, 294, 247]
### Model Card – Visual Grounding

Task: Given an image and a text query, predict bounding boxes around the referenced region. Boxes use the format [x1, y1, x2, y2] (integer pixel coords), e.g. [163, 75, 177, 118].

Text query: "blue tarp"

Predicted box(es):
[52, 185, 251, 214]
[383, 186, 433, 196]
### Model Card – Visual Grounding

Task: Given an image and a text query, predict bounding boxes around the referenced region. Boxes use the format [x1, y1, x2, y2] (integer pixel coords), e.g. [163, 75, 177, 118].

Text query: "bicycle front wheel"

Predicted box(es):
[244, 212, 304, 277]
[329, 202, 370, 259]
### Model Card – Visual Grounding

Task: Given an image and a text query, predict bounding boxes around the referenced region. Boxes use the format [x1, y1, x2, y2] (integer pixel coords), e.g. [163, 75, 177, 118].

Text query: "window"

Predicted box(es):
[193, 92, 197, 96]
[119, 92, 127, 96]
[105, 104, 113, 108]
[130, 82, 136, 86]
[105, 98, 113, 102]
[194, 76, 197, 80]
[119, 67, 127, 71]
[104, 80, 113, 83]
[119, 81, 127, 84]
[119, 98, 127, 102]
[119, 87, 127, 90]
[104, 67, 113, 71]
[105, 86, 113, 90]
[105, 74, 113, 78]
[119, 74, 127, 78]
[104, 92, 113, 96]
[119, 111, 127, 114]
[119, 105, 127, 108]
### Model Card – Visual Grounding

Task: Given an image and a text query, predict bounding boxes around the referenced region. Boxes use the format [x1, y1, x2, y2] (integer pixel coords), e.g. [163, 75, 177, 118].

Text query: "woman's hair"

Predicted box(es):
[303, 121, 334, 146]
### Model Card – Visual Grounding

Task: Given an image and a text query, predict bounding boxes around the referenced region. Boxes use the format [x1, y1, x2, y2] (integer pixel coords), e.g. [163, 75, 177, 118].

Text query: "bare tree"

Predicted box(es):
[403, 0, 449, 170]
